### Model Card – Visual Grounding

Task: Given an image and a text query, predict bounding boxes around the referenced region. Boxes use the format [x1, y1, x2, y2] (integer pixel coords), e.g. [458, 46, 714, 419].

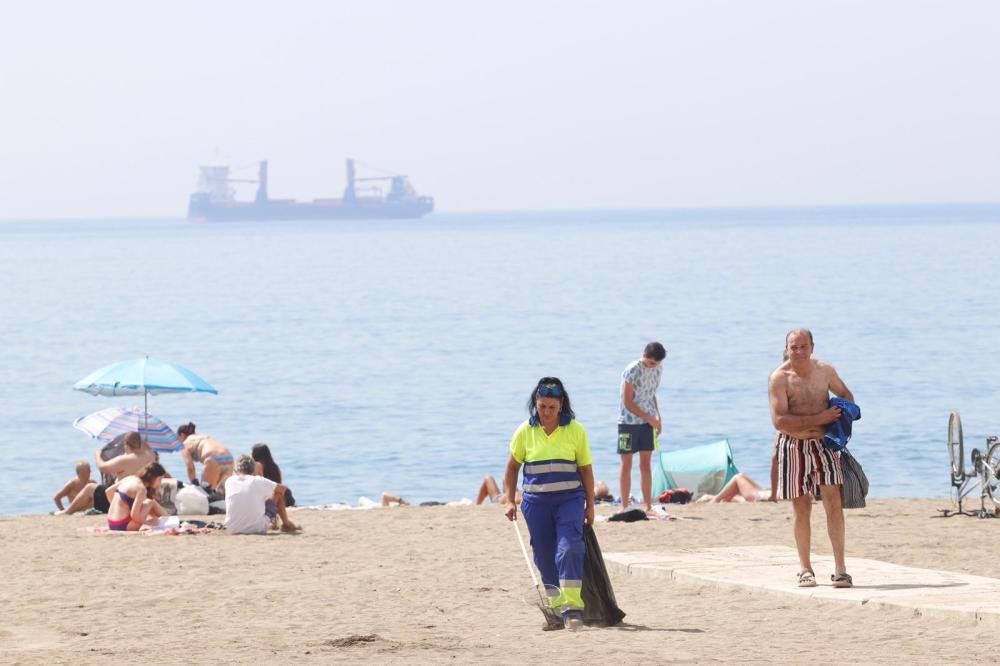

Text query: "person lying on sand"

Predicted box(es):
[695, 473, 775, 503]
[53, 461, 92, 512]
[475, 475, 522, 505]
[380, 492, 410, 507]
[224, 454, 300, 534]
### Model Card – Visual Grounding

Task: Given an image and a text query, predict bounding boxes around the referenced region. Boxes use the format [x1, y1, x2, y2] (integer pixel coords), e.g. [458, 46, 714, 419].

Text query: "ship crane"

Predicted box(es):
[343, 159, 416, 202]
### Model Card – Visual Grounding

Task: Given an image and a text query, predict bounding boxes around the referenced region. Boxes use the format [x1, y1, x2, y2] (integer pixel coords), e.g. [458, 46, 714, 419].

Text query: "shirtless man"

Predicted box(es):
[58, 432, 158, 515]
[768, 328, 855, 589]
[53, 461, 92, 512]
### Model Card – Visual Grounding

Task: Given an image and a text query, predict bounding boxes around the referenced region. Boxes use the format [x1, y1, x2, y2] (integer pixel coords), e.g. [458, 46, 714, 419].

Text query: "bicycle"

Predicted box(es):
[943, 411, 1000, 518]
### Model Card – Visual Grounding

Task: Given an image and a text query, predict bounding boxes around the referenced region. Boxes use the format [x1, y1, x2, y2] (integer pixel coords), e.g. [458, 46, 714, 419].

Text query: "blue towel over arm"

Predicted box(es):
[823, 397, 861, 451]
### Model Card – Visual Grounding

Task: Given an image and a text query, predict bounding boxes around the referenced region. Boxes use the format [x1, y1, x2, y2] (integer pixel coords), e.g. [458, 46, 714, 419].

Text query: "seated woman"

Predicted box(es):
[178, 422, 233, 493]
[251, 443, 294, 507]
[105, 462, 169, 531]
[696, 473, 775, 503]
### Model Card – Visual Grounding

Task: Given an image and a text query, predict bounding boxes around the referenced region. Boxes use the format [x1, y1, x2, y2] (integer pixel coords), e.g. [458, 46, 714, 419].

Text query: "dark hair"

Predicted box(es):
[251, 443, 282, 484]
[177, 422, 197, 438]
[137, 462, 167, 490]
[643, 342, 666, 361]
[526, 376, 575, 423]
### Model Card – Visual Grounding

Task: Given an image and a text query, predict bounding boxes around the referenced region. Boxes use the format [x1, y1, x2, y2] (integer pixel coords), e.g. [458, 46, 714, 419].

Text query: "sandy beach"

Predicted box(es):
[2, 498, 998, 664]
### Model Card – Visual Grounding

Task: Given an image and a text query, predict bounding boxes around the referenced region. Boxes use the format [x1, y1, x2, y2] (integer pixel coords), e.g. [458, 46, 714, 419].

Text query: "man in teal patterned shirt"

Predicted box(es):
[618, 342, 666, 513]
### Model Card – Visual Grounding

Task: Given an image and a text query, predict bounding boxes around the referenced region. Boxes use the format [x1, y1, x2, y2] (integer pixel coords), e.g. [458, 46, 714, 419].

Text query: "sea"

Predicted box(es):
[1, 204, 999, 516]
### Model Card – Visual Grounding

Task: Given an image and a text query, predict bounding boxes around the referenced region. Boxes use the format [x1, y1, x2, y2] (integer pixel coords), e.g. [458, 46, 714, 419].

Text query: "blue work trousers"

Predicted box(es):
[521, 490, 585, 613]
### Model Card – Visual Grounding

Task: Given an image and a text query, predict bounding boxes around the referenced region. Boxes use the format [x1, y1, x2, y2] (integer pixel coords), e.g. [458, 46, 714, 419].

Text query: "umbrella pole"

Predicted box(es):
[143, 390, 149, 444]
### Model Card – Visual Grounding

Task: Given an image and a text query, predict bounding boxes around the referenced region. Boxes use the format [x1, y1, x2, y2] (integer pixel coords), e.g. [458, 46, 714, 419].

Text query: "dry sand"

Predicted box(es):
[2, 498, 998, 665]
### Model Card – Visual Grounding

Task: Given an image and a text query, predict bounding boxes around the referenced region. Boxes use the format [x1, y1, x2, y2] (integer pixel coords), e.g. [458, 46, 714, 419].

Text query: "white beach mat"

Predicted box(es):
[604, 545, 1000, 627]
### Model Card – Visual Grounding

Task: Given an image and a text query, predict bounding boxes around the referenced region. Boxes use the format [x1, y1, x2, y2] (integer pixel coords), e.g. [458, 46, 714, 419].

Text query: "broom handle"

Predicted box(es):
[511, 518, 539, 588]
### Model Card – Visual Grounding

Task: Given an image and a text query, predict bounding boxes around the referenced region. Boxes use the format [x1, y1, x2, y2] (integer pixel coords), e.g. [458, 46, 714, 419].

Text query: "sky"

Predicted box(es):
[1, 0, 998, 218]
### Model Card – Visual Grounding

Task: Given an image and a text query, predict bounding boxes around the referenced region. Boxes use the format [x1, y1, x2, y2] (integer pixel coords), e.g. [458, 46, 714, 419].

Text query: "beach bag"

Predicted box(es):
[176, 484, 210, 515]
[840, 448, 869, 509]
[156, 478, 179, 515]
[581, 525, 626, 626]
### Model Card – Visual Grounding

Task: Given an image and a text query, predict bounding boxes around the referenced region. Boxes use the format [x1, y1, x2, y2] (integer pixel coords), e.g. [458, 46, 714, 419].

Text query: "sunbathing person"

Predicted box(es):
[105, 462, 169, 531]
[594, 479, 615, 503]
[178, 422, 233, 492]
[58, 433, 158, 515]
[53, 461, 92, 512]
[475, 475, 522, 505]
[696, 473, 775, 503]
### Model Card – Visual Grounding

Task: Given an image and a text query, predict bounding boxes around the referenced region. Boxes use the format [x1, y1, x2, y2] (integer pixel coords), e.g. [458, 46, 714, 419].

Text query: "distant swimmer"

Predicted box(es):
[768, 328, 855, 589]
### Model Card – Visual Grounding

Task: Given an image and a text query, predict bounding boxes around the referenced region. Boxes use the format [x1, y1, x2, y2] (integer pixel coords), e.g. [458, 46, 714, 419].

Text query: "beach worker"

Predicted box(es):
[58, 432, 158, 515]
[251, 443, 295, 508]
[224, 454, 300, 534]
[178, 423, 234, 492]
[504, 377, 595, 631]
[53, 461, 92, 512]
[694, 473, 773, 503]
[105, 462, 169, 531]
[617, 341, 667, 514]
[769, 328, 855, 589]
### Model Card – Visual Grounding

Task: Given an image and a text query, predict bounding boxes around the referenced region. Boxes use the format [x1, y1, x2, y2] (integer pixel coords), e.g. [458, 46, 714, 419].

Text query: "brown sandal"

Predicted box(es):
[797, 570, 817, 587]
[831, 572, 853, 588]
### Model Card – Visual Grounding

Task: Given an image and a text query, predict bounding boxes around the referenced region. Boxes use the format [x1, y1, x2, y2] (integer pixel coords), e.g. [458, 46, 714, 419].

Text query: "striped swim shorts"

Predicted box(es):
[774, 433, 843, 500]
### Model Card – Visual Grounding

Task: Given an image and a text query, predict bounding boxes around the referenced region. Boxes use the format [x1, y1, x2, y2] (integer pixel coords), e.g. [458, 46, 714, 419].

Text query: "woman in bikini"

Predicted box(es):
[105, 462, 169, 531]
[177, 422, 234, 492]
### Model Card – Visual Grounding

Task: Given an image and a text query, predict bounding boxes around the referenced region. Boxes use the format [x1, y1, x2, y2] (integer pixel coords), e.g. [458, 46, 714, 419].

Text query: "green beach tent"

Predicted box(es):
[652, 439, 740, 498]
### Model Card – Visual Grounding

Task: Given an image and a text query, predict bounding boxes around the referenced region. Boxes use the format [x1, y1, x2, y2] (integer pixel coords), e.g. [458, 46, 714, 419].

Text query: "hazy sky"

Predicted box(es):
[1, 1, 998, 218]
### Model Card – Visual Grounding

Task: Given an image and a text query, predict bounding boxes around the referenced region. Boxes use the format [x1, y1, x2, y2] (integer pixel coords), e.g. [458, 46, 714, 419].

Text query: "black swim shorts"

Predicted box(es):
[617, 423, 655, 454]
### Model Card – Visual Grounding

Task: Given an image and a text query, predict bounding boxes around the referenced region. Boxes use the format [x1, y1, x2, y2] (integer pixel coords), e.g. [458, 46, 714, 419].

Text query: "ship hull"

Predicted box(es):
[187, 196, 434, 222]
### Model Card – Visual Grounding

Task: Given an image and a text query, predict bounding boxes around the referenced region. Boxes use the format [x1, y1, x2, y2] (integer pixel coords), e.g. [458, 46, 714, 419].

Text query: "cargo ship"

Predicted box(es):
[187, 159, 434, 221]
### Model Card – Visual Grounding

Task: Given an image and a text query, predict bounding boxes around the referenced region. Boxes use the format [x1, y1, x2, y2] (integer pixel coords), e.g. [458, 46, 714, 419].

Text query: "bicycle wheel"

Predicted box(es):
[984, 441, 1000, 509]
[948, 411, 965, 483]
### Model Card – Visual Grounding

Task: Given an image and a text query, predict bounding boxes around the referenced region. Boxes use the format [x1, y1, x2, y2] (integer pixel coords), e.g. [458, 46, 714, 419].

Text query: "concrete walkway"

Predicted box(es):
[604, 545, 1000, 627]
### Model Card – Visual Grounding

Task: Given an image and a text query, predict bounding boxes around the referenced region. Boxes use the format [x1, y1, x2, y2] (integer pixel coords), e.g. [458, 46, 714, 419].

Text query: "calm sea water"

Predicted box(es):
[1, 205, 999, 515]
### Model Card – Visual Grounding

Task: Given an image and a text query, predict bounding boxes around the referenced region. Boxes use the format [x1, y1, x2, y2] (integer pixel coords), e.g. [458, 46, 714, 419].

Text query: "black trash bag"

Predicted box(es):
[582, 524, 626, 627]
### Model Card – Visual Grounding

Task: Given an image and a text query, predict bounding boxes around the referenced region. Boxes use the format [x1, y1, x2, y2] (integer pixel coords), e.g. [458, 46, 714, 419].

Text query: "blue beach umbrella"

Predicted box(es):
[73, 406, 183, 453]
[73, 357, 219, 438]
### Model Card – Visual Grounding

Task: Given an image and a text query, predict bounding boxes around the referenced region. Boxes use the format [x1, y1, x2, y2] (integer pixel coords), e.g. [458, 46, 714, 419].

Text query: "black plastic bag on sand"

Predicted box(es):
[582, 525, 626, 627]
